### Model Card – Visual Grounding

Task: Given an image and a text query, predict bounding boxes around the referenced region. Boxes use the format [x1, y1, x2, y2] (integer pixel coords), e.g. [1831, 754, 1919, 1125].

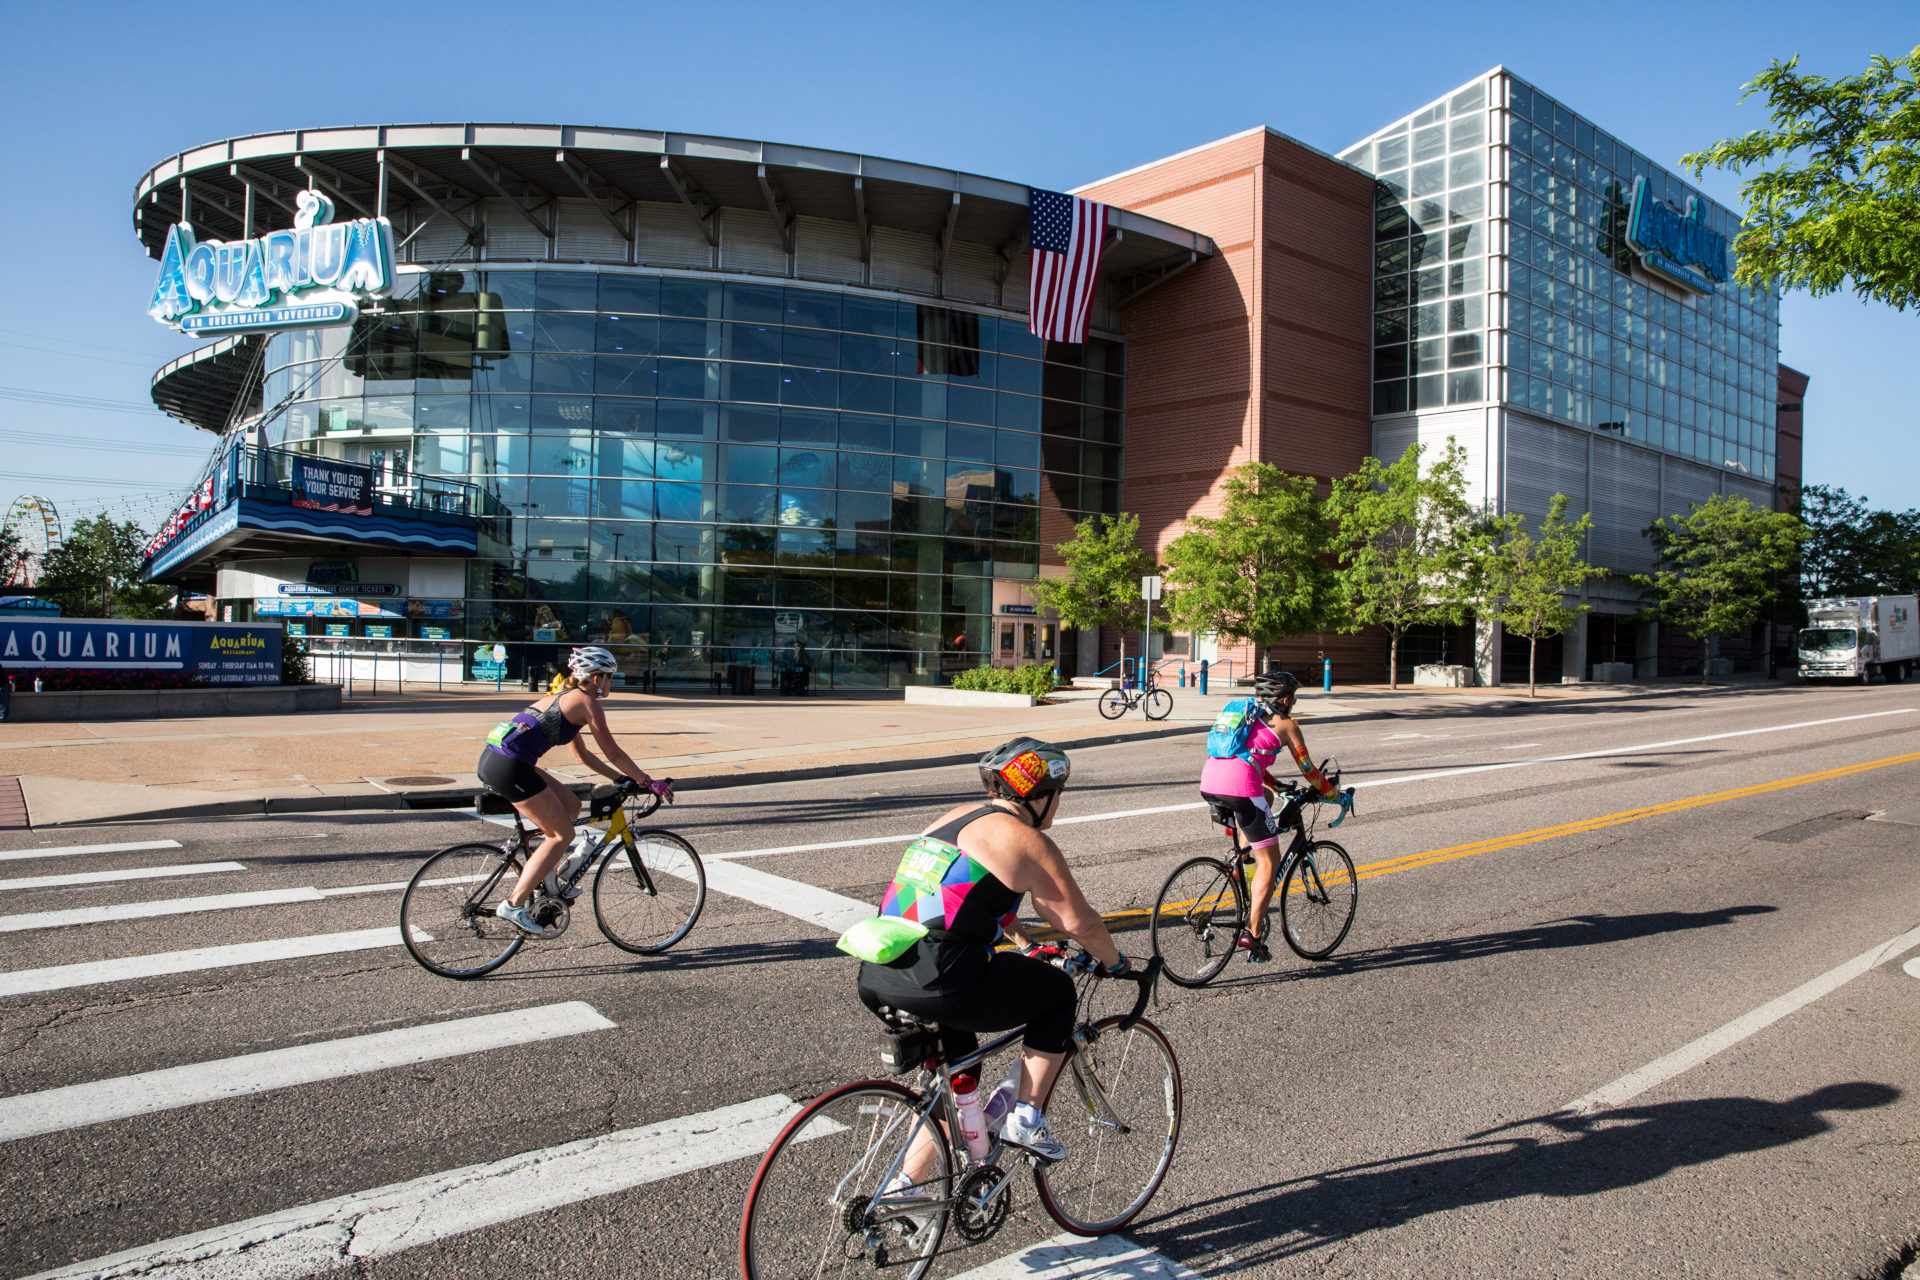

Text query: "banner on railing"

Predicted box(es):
[290, 459, 373, 516]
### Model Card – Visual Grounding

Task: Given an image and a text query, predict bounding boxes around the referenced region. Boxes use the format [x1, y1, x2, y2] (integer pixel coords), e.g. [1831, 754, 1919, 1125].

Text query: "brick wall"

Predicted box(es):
[1080, 128, 1380, 682]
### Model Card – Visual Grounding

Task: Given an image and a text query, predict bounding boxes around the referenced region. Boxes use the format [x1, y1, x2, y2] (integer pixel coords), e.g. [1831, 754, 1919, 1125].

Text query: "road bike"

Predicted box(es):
[1097, 669, 1172, 721]
[1150, 762, 1358, 986]
[739, 955, 1178, 1280]
[400, 778, 705, 979]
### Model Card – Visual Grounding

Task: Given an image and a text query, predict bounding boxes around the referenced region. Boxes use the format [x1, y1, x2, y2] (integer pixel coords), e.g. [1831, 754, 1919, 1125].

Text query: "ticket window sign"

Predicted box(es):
[325, 622, 351, 637]
[148, 189, 397, 334]
[286, 622, 308, 637]
[365, 624, 393, 639]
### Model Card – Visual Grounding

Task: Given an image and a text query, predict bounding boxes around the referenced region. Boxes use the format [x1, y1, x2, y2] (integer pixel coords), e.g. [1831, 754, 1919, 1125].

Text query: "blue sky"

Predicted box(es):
[1, 0, 1914, 538]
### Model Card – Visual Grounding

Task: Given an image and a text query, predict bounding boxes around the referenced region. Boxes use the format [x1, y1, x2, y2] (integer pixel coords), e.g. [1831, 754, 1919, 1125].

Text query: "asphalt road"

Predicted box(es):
[2, 682, 1917, 1280]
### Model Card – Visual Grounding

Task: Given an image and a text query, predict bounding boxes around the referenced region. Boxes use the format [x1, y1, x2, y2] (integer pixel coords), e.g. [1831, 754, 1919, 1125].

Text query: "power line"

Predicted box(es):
[0, 427, 208, 457]
[6, 469, 191, 490]
[0, 340, 160, 370]
[0, 385, 160, 416]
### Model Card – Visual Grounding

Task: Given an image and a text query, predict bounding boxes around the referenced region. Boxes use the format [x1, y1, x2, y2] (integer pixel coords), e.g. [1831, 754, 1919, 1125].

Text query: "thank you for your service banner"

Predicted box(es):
[290, 458, 373, 516]
[0, 619, 282, 685]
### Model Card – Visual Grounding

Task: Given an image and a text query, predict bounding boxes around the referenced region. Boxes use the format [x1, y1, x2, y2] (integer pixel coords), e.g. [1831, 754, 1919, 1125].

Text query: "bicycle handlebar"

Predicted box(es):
[1116, 956, 1163, 1031]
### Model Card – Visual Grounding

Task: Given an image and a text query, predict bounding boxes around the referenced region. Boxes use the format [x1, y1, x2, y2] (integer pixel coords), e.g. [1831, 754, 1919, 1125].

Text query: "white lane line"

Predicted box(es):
[1564, 921, 1920, 1115]
[1905, 957, 1920, 981]
[1357, 707, 1916, 791]
[0, 1002, 615, 1143]
[949, 1232, 1202, 1279]
[709, 707, 1920, 861]
[26, 1093, 806, 1280]
[0, 862, 244, 892]
[691, 859, 872, 934]
[0, 927, 415, 999]
[0, 888, 326, 933]
[0, 839, 183, 864]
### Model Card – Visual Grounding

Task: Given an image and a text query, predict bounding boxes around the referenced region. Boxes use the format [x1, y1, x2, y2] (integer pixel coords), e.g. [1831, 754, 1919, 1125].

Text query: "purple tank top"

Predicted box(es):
[484, 700, 581, 765]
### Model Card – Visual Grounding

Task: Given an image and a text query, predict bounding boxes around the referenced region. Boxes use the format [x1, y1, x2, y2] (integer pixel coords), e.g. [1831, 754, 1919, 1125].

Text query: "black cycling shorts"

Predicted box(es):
[1201, 791, 1281, 847]
[477, 749, 547, 804]
[859, 950, 1077, 1056]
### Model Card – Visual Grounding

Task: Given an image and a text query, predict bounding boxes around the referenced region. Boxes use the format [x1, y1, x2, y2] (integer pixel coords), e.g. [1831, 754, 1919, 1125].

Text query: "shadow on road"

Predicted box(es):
[1144, 905, 1778, 981]
[1149, 1082, 1898, 1268]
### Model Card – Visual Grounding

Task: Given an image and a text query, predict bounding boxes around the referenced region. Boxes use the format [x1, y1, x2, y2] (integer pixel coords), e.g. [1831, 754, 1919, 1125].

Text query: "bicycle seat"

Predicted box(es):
[871, 1004, 938, 1032]
[1206, 801, 1239, 830]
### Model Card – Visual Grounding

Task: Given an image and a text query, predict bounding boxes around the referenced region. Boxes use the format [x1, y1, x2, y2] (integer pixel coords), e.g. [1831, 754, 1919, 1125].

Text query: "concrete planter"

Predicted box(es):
[4, 683, 343, 722]
[903, 686, 1039, 708]
[1589, 661, 1635, 683]
[1413, 663, 1478, 687]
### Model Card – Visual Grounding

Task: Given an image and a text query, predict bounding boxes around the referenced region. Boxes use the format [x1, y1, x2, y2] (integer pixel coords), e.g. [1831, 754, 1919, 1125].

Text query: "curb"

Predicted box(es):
[21, 679, 1802, 827]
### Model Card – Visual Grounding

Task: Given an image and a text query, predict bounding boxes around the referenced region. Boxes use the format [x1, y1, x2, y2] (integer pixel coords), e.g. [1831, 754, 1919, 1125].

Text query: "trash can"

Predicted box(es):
[729, 664, 756, 696]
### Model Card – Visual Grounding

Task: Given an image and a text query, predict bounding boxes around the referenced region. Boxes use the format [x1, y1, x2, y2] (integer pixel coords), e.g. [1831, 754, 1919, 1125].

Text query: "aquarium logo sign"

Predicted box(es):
[149, 189, 396, 333]
[1625, 176, 1729, 294]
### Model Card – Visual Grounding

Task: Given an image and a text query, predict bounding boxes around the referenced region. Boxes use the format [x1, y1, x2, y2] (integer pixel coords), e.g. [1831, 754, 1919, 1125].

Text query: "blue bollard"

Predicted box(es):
[1322, 657, 1332, 691]
[1178, 667, 1187, 689]
[1199, 658, 1209, 697]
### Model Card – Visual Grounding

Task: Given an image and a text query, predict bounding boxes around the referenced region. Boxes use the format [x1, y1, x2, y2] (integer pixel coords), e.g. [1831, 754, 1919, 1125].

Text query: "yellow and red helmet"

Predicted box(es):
[980, 736, 1071, 801]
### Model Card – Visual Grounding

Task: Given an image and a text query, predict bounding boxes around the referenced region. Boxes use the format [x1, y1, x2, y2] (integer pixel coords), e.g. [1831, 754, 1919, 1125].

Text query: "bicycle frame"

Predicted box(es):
[456, 792, 661, 924]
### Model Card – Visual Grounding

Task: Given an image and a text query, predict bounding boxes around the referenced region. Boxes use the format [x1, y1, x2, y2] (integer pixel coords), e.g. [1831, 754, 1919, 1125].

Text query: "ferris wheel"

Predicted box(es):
[3, 495, 62, 588]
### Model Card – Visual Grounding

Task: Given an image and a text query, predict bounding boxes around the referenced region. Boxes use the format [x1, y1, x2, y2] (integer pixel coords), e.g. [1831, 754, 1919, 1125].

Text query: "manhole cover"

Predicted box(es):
[385, 776, 456, 787]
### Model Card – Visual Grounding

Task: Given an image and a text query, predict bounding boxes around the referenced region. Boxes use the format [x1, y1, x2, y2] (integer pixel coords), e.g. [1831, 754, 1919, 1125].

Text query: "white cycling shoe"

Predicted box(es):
[999, 1102, 1067, 1163]
[494, 900, 545, 937]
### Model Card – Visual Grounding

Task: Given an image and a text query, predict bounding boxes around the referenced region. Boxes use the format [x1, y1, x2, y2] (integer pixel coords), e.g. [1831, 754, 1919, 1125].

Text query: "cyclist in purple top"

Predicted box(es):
[477, 646, 671, 936]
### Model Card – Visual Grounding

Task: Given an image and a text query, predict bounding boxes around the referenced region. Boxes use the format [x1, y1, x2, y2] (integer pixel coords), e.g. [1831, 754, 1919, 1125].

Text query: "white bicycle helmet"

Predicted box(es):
[568, 646, 618, 678]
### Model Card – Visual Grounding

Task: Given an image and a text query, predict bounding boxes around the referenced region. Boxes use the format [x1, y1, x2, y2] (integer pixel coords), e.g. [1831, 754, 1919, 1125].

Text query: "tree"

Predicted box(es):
[1796, 484, 1870, 595]
[1026, 513, 1156, 676]
[1160, 463, 1334, 671]
[36, 516, 173, 620]
[1327, 440, 1478, 689]
[0, 520, 26, 588]
[1797, 484, 1920, 596]
[1482, 495, 1604, 697]
[1682, 46, 1920, 310]
[1636, 494, 1806, 684]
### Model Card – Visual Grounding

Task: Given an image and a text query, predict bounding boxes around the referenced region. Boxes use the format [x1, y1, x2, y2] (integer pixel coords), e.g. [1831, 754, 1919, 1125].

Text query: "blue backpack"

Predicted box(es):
[1205, 698, 1262, 766]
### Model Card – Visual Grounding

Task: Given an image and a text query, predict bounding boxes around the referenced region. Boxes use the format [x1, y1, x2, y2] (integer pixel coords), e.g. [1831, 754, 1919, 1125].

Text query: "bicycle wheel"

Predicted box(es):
[1096, 689, 1129, 720]
[1279, 839, 1357, 960]
[741, 1080, 951, 1280]
[399, 843, 525, 979]
[593, 828, 706, 954]
[1035, 1015, 1183, 1236]
[1144, 689, 1173, 721]
[1149, 856, 1246, 988]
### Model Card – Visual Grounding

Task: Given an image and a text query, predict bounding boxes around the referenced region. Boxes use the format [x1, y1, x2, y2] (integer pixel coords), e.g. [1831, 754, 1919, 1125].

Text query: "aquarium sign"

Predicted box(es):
[149, 189, 396, 333]
[1625, 176, 1729, 293]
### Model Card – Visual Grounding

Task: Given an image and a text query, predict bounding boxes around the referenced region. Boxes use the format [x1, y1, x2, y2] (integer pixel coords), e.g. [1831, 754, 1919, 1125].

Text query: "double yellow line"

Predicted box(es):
[1098, 747, 1920, 932]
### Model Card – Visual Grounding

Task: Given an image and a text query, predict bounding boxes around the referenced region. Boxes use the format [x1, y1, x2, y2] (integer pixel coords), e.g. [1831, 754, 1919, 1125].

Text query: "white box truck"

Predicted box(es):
[1798, 596, 1919, 683]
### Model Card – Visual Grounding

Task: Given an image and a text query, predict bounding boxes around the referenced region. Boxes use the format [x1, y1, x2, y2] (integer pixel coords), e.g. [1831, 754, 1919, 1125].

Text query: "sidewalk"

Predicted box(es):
[0, 674, 1784, 827]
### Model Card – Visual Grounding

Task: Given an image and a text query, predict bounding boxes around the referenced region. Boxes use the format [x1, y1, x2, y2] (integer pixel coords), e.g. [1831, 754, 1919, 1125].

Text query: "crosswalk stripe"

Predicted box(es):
[0, 888, 327, 934]
[694, 858, 872, 934]
[0, 862, 244, 892]
[0, 1001, 615, 1143]
[0, 927, 414, 998]
[0, 839, 184, 863]
[948, 1233, 1203, 1279]
[24, 1093, 804, 1280]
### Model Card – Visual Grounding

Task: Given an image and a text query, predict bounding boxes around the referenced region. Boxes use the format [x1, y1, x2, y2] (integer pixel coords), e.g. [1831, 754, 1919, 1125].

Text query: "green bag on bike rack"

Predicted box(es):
[836, 916, 928, 964]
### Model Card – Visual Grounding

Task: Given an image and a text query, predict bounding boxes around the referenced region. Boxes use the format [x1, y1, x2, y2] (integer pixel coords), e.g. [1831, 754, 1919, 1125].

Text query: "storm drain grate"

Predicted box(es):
[0, 776, 26, 830]
[385, 776, 457, 788]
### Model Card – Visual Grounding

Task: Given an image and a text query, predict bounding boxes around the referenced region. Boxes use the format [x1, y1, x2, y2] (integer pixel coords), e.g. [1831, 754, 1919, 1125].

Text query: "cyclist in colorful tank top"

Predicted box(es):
[1200, 670, 1338, 961]
[477, 647, 672, 937]
[856, 736, 1130, 1165]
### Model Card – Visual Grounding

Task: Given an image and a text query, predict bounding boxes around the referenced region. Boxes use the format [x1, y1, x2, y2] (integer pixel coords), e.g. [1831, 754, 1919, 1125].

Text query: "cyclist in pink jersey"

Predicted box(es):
[1199, 670, 1337, 961]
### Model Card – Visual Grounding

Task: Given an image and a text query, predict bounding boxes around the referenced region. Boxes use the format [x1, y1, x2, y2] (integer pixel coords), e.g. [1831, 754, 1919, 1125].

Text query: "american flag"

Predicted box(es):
[1027, 188, 1109, 344]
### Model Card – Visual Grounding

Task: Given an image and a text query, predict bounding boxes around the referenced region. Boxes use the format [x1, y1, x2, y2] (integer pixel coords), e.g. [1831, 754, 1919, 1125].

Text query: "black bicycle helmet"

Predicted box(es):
[1254, 670, 1301, 708]
[979, 736, 1071, 823]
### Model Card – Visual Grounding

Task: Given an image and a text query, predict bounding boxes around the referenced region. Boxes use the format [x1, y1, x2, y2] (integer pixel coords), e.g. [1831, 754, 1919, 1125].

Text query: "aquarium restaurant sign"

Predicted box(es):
[148, 189, 397, 334]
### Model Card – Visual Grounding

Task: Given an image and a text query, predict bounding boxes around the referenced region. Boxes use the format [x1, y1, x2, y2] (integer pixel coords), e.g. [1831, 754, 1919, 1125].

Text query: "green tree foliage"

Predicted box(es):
[36, 516, 173, 620]
[1328, 440, 1477, 689]
[1683, 47, 1920, 310]
[1026, 512, 1157, 673]
[1482, 494, 1605, 697]
[1161, 463, 1334, 671]
[281, 632, 313, 686]
[0, 520, 27, 588]
[1636, 494, 1807, 684]
[1796, 483, 1920, 595]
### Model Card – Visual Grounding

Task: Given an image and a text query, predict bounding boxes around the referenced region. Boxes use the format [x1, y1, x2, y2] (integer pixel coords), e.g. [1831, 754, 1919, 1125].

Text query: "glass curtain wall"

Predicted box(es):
[1345, 71, 1781, 482]
[258, 270, 1124, 687]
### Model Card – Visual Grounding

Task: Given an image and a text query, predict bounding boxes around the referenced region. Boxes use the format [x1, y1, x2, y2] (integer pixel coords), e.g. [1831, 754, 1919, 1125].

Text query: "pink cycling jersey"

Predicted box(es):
[1199, 720, 1282, 797]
